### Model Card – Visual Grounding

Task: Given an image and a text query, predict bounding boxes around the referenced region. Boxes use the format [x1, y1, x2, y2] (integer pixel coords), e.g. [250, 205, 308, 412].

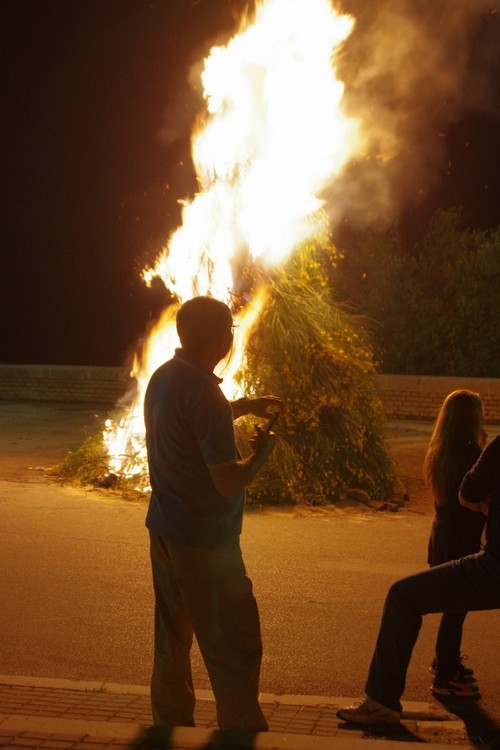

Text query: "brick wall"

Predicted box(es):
[377, 374, 500, 424]
[0, 364, 131, 404]
[1, 365, 499, 422]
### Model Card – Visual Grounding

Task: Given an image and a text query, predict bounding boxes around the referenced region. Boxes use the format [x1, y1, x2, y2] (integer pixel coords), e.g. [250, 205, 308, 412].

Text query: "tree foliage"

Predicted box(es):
[235, 237, 395, 505]
[332, 209, 500, 377]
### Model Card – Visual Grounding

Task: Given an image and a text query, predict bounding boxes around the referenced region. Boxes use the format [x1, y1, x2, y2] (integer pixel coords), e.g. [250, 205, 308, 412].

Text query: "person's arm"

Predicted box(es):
[459, 436, 500, 516]
[231, 395, 285, 420]
[208, 427, 276, 497]
[458, 492, 490, 515]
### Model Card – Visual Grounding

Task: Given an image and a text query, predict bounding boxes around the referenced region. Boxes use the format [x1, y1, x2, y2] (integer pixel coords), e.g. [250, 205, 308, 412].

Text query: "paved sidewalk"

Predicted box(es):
[0, 676, 479, 750]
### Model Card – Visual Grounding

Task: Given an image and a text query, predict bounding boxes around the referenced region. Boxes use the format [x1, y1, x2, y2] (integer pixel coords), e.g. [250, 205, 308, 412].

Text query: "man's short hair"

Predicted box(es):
[176, 296, 232, 350]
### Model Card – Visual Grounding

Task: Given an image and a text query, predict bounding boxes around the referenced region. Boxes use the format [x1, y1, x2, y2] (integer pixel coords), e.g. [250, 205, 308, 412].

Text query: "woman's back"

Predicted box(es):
[424, 390, 486, 566]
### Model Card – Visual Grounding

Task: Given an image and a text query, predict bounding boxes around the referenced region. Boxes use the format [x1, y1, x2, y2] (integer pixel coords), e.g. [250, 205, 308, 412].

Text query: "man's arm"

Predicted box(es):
[231, 395, 285, 420]
[208, 427, 276, 498]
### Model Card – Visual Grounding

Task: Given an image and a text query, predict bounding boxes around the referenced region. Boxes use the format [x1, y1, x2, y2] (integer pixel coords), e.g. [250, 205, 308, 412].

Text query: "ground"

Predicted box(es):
[3, 400, 498, 515]
[0, 401, 437, 513]
[383, 418, 435, 514]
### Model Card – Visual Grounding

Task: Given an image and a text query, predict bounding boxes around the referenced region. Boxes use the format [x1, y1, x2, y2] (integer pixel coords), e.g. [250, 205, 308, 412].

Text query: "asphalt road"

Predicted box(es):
[0, 402, 499, 718]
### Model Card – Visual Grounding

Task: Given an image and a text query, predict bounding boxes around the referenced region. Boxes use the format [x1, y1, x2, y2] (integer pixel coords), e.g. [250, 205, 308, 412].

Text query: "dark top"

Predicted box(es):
[460, 436, 500, 563]
[427, 443, 485, 566]
[144, 349, 244, 547]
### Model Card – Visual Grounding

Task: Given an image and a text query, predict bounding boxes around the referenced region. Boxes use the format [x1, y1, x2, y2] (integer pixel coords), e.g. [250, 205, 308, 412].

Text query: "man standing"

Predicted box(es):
[144, 295, 283, 732]
[337, 434, 500, 724]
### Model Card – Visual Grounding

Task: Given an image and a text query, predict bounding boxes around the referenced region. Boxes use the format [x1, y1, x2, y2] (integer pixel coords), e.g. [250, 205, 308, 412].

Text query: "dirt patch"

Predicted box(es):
[0, 402, 113, 483]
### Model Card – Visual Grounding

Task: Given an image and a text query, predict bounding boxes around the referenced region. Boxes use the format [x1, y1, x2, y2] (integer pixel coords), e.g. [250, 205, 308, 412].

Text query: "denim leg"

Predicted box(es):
[365, 553, 500, 711]
[434, 611, 467, 678]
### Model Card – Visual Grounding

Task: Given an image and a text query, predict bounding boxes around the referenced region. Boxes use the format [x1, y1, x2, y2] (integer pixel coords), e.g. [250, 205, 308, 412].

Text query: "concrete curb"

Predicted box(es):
[0, 676, 452, 718]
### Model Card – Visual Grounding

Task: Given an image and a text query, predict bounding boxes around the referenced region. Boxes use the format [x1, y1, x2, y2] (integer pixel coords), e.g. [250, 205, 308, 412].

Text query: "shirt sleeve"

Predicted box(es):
[460, 436, 500, 504]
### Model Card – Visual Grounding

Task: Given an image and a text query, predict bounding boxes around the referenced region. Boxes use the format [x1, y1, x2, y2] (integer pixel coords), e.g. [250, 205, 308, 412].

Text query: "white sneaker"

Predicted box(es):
[337, 695, 401, 725]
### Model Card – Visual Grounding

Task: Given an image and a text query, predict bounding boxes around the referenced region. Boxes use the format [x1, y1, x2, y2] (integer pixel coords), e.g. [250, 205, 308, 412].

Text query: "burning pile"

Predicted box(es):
[98, 0, 394, 503]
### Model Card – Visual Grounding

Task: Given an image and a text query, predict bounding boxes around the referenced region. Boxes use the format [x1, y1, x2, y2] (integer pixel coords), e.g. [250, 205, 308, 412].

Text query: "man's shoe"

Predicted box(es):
[431, 672, 479, 697]
[337, 695, 402, 725]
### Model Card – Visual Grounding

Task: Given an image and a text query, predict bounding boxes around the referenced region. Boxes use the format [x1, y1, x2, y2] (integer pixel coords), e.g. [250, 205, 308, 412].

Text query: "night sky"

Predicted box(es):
[3, 0, 500, 366]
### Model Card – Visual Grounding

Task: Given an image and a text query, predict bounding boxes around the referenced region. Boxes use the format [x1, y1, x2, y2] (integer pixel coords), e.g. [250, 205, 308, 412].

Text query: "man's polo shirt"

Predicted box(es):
[144, 349, 244, 547]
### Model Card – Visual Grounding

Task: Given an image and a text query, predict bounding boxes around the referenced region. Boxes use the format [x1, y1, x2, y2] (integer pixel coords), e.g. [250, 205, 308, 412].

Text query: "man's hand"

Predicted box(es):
[248, 396, 285, 418]
[208, 426, 276, 497]
[232, 395, 286, 419]
[248, 425, 276, 458]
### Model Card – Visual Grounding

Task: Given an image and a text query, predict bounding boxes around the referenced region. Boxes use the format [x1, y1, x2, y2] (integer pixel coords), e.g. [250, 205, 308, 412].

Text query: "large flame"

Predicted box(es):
[104, 0, 364, 481]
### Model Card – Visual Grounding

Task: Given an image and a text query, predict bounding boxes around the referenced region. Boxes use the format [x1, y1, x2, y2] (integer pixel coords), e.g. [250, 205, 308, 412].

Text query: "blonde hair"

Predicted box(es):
[424, 389, 483, 506]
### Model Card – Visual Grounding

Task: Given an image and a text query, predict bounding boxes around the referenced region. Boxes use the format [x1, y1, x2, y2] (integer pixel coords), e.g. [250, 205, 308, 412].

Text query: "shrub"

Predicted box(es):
[235, 237, 395, 504]
[333, 209, 500, 377]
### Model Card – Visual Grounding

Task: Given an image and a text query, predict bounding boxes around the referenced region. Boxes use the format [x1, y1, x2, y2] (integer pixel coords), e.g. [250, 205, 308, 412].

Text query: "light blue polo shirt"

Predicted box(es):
[144, 349, 244, 547]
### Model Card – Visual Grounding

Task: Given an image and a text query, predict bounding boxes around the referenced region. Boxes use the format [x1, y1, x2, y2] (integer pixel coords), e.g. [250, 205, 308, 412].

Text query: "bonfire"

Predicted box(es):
[58, 0, 395, 504]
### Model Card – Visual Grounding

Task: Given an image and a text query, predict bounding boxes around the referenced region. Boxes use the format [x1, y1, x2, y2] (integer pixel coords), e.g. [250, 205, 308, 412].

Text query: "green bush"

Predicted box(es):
[333, 209, 500, 377]
[49, 431, 148, 500]
[235, 237, 395, 504]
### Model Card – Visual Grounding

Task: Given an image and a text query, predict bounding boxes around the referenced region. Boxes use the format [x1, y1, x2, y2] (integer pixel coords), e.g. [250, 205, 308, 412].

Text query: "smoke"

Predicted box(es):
[157, 0, 254, 146]
[327, 0, 500, 229]
[156, 0, 499, 232]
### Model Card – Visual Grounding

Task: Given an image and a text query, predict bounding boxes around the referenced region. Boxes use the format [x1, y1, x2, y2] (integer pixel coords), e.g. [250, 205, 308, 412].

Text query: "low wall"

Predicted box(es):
[0, 364, 131, 405]
[1, 365, 499, 422]
[377, 374, 500, 423]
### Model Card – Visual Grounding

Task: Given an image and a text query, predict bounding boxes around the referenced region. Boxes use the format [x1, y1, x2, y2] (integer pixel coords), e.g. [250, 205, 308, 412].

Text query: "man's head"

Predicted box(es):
[176, 296, 234, 358]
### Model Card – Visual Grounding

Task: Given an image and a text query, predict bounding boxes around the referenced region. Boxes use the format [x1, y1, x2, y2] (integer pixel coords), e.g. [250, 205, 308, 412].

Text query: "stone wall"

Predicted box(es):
[1, 365, 499, 422]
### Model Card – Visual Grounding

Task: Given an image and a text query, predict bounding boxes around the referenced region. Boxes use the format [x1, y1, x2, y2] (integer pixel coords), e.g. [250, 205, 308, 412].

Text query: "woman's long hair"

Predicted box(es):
[424, 389, 483, 506]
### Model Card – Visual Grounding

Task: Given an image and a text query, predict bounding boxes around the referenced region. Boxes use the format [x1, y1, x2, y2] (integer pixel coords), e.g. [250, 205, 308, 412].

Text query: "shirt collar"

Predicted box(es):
[173, 348, 223, 385]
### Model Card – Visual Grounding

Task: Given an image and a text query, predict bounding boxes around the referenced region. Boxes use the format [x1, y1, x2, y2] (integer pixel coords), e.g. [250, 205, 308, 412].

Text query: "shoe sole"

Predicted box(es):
[429, 666, 475, 677]
[429, 665, 474, 677]
[431, 686, 479, 697]
[429, 670, 478, 686]
[337, 710, 401, 725]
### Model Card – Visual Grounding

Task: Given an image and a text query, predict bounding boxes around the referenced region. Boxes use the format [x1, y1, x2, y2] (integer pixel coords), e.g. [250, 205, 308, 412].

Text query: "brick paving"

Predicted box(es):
[0, 678, 486, 750]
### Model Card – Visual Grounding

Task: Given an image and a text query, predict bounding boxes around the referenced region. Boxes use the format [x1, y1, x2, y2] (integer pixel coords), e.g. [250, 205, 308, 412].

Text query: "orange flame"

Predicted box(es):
[105, 0, 362, 481]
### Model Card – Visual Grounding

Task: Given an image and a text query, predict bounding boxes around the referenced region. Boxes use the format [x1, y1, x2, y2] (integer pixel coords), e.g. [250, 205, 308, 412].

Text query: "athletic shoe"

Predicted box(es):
[337, 695, 402, 724]
[431, 672, 479, 697]
[429, 656, 476, 681]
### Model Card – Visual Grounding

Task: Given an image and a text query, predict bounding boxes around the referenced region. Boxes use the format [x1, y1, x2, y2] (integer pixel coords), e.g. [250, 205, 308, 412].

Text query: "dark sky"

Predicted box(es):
[3, 0, 500, 366]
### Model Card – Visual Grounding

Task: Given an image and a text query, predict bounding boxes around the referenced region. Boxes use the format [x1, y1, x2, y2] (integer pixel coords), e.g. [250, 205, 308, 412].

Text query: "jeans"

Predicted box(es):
[149, 531, 268, 731]
[434, 610, 468, 677]
[365, 552, 500, 711]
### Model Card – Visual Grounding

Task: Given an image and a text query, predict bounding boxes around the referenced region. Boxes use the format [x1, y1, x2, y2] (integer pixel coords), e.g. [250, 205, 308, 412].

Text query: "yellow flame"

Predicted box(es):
[103, 305, 180, 480]
[106, 0, 361, 481]
[215, 285, 269, 399]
